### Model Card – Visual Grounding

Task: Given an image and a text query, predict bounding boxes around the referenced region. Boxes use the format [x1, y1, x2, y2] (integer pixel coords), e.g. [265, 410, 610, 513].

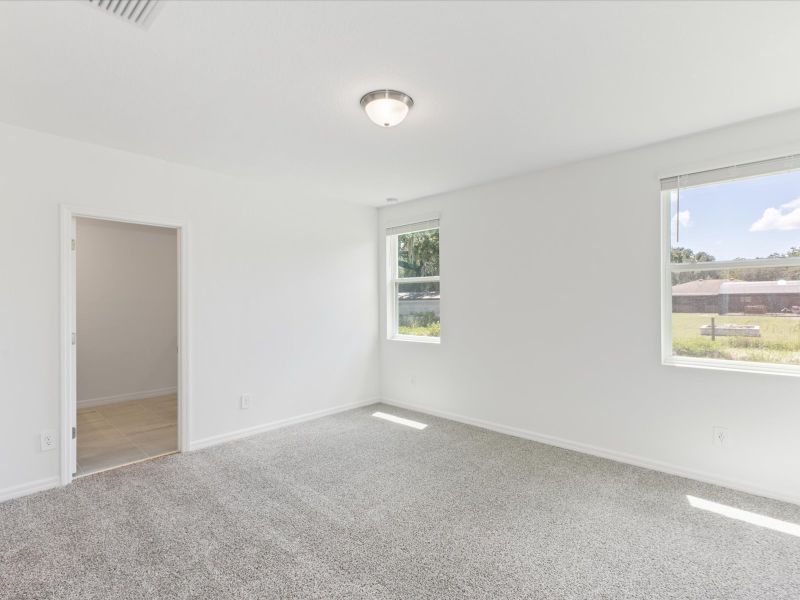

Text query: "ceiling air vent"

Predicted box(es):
[86, 0, 162, 29]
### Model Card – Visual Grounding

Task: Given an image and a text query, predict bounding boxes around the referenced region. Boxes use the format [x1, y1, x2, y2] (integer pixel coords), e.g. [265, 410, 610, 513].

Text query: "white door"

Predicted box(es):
[69, 216, 77, 476]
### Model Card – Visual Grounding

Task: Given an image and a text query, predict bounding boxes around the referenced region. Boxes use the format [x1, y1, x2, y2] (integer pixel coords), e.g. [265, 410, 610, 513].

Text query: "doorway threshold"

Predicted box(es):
[75, 450, 178, 478]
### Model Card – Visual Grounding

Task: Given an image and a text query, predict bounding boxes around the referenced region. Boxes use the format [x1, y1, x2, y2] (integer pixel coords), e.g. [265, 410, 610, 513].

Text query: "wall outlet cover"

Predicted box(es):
[240, 393, 252, 410]
[40, 430, 57, 452]
[712, 426, 729, 448]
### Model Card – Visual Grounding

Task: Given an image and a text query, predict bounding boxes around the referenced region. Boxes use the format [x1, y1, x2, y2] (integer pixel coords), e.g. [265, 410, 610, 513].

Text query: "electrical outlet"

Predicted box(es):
[40, 430, 56, 451]
[712, 426, 729, 448]
[240, 393, 252, 410]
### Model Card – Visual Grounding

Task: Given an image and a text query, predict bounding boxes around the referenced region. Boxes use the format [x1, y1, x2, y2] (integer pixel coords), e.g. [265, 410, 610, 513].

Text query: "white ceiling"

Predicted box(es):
[2, 1, 800, 206]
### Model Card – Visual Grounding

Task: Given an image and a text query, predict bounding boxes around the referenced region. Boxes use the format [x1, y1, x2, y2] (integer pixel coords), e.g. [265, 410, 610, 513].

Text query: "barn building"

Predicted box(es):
[672, 279, 800, 314]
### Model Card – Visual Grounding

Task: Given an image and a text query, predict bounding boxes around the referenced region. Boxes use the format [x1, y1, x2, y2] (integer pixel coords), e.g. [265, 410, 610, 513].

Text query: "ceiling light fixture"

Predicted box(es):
[360, 90, 414, 128]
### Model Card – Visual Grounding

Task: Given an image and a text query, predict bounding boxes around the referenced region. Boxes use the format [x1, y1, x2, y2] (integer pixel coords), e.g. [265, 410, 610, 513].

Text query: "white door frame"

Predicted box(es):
[59, 204, 190, 486]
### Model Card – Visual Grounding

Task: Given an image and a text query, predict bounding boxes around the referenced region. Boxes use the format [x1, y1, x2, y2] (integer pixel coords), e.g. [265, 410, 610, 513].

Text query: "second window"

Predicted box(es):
[387, 219, 440, 341]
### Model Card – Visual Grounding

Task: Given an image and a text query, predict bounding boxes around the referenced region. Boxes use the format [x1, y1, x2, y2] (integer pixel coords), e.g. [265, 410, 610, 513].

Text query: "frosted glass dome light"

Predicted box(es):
[360, 90, 414, 128]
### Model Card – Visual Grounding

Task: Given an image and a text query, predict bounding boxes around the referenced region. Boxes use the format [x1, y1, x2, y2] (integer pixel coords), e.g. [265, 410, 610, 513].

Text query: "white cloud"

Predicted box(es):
[781, 197, 800, 210]
[750, 198, 800, 231]
[671, 209, 691, 230]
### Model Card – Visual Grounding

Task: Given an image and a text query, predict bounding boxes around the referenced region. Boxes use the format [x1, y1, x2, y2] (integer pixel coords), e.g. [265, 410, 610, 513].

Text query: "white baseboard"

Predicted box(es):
[0, 476, 60, 504]
[77, 386, 177, 408]
[381, 398, 800, 506]
[2, 399, 379, 504]
[189, 398, 380, 451]
[10, 399, 793, 507]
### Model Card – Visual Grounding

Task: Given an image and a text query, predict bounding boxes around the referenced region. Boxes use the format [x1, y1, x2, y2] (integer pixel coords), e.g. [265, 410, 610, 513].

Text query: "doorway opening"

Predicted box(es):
[60, 207, 189, 484]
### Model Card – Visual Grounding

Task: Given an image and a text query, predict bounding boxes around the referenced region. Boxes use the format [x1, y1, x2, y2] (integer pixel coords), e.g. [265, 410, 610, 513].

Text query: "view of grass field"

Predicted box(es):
[398, 310, 440, 338]
[672, 313, 800, 365]
[398, 323, 440, 337]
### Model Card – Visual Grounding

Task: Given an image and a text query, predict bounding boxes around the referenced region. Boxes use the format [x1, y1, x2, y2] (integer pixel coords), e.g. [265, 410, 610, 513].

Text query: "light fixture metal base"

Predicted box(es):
[359, 89, 414, 110]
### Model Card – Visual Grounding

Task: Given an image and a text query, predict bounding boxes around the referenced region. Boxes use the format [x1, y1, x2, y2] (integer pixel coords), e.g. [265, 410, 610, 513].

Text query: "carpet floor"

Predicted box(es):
[1, 403, 799, 599]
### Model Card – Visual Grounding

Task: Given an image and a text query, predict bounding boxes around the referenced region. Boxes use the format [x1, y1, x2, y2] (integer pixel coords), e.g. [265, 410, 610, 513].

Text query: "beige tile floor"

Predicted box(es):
[76, 394, 177, 476]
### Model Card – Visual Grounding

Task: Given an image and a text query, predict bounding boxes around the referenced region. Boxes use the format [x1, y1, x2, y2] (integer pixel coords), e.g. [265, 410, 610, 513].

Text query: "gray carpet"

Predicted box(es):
[2, 403, 799, 599]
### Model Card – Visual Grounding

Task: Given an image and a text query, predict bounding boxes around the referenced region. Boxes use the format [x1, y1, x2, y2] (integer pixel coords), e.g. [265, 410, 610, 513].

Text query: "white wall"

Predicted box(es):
[0, 122, 379, 498]
[4, 107, 799, 505]
[379, 109, 800, 505]
[77, 219, 178, 405]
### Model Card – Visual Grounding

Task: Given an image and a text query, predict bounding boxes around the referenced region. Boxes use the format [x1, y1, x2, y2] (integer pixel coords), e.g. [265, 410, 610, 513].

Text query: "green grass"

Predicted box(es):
[398, 322, 440, 338]
[672, 313, 800, 365]
[398, 311, 440, 338]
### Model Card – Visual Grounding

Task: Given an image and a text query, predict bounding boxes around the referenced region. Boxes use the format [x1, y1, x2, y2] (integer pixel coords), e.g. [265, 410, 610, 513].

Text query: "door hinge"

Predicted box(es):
[72, 332, 77, 345]
[72, 426, 77, 439]
[71, 239, 76, 251]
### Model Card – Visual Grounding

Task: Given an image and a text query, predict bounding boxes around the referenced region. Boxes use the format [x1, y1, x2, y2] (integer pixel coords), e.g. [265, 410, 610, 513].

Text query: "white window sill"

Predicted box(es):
[388, 335, 441, 344]
[663, 355, 800, 377]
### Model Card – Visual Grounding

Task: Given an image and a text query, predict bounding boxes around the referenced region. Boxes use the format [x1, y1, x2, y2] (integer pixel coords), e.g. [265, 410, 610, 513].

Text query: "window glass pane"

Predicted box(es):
[397, 281, 440, 337]
[669, 170, 800, 263]
[671, 267, 800, 365]
[398, 228, 439, 278]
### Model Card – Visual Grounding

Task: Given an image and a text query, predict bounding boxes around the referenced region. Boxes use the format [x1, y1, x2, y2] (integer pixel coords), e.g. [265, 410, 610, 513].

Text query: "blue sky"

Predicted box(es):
[670, 171, 800, 261]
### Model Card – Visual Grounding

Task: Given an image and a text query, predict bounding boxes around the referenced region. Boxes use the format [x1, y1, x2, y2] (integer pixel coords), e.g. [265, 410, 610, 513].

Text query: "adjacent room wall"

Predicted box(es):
[379, 108, 800, 505]
[0, 122, 379, 499]
[77, 218, 178, 406]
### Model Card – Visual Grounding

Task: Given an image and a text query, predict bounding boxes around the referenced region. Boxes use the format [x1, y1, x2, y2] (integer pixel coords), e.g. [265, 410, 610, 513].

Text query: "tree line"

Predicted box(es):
[398, 229, 439, 278]
[672, 246, 800, 285]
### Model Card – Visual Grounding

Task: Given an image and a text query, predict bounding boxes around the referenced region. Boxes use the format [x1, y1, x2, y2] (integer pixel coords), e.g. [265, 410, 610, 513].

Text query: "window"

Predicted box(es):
[386, 219, 440, 342]
[662, 155, 800, 374]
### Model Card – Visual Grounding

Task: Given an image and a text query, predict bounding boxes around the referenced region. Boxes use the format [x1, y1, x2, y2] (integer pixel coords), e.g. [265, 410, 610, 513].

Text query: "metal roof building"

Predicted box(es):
[672, 279, 800, 314]
[672, 279, 800, 296]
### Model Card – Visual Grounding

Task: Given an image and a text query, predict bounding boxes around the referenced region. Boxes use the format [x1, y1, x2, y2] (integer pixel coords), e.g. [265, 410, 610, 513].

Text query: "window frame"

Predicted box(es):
[660, 168, 800, 377]
[386, 218, 441, 344]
